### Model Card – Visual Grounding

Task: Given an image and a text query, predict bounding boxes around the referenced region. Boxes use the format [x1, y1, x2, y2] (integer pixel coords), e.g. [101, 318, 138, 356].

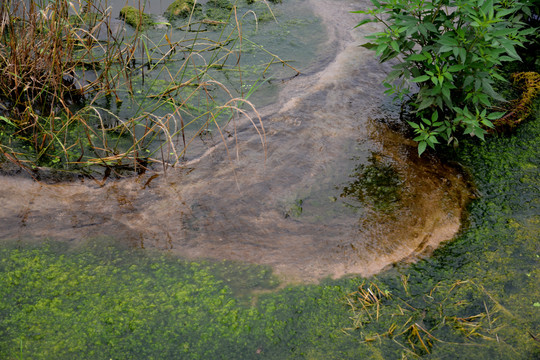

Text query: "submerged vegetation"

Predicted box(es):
[1, 105, 538, 358]
[164, 0, 201, 20]
[119, 6, 154, 28]
[341, 154, 402, 213]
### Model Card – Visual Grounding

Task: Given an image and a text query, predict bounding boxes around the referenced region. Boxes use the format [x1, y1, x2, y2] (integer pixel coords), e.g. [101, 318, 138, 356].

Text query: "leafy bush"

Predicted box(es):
[354, 0, 537, 154]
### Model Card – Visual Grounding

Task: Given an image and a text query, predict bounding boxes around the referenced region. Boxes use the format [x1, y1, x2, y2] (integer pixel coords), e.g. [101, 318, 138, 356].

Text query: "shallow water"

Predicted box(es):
[0, 0, 471, 282]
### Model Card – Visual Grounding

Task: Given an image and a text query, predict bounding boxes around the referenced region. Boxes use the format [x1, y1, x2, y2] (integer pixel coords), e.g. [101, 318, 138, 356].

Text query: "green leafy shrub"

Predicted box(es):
[354, 0, 537, 154]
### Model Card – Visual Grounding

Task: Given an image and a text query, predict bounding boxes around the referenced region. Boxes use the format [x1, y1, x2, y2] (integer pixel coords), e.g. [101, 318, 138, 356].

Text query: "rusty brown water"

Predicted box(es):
[0, 0, 471, 283]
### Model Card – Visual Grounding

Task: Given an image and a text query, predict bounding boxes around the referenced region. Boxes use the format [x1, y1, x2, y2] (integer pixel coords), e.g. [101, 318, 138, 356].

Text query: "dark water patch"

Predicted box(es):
[340, 153, 402, 213]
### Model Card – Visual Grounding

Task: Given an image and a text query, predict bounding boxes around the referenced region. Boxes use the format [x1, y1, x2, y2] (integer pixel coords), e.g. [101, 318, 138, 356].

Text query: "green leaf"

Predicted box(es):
[492, 28, 515, 37]
[438, 75, 444, 85]
[438, 35, 458, 47]
[411, 75, 430, 83]
[448, 64, 466, 72]
[406, 53, 426, 61]
[458, 48, 467, 63]
[463, 76, 474, 90]
[499, 39, 521, 61]
[0, 116, 17, 127]
[424, 22, 438, 33]
[480, 0, 494, 18]
[417, 141, 427, 156]
[491, 72, 507, 82]
[418, 24, 428, 37]
[375, 43, 388, 57]
[407, 121, 420, 129]
[481, 118, 494, 128]
[428, 135, 439, 145]
[354, 19, 373, 28]
[498, 56, 517, 62]
[417, 97, 434, 111]
[385, 70, 403, 83]
[439, 45, 453, 53]
[441, 86, 451, 100]
[360, 42, 378, 50]
[487, 111, 506, 120]
[496, 8, 516, 18]
[473, 127, 486, 140]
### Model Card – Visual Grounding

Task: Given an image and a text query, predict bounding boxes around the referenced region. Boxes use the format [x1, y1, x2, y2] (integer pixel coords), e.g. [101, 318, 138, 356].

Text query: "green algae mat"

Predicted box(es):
[1, 113, 539, 358]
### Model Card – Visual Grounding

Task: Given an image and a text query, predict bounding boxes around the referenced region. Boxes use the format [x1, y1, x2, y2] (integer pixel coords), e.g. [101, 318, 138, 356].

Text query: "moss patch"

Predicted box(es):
[164, 0, 201, 20]
[0, 240, 364, 359]
[119, 6, 153, 28]
[205, 0, 233, 22]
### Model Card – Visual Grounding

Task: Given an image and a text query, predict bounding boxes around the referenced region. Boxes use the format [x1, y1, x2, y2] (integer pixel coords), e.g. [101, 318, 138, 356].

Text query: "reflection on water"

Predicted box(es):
[0, 0, 472, 282]
[340, 153, 402, 213]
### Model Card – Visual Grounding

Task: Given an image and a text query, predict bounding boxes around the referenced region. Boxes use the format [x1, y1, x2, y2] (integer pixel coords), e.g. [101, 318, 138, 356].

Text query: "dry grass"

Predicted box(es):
[0, 0, 272, 177]
[344, 279, 511, 357]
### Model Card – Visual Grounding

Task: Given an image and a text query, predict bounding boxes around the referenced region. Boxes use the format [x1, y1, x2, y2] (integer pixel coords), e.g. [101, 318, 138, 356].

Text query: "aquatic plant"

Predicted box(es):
[354, 0, 538, 155]
[344, 101, 540, 358]
[340, 153, 402, 213]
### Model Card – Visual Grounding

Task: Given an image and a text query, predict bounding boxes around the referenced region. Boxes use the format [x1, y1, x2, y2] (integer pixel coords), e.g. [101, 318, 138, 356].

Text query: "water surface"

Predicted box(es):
[0, 0, 471, 282]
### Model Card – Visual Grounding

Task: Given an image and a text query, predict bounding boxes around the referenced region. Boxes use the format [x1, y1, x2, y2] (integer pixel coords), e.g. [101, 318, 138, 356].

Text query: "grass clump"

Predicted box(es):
[0, 0, 139, 172]
[0, 0, 274, 176]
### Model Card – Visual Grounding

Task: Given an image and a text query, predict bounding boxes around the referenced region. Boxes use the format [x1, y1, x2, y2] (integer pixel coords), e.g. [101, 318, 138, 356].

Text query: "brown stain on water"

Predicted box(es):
[0, 0, 472, 283]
